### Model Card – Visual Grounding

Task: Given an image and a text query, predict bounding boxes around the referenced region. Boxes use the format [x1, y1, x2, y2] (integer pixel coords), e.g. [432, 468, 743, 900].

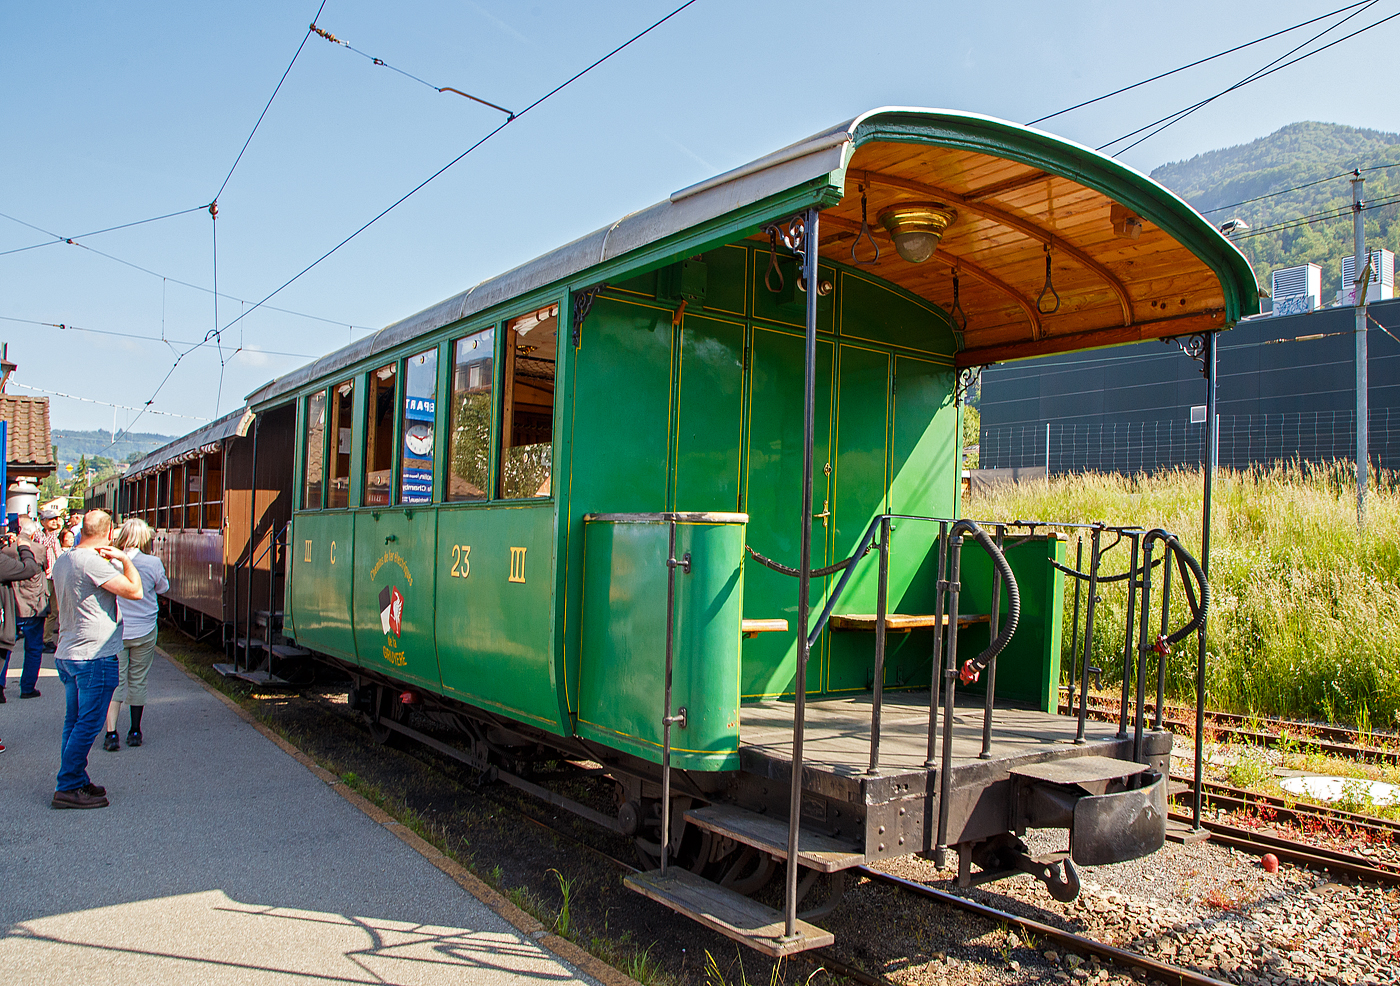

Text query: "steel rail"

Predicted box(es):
[858, 868, 1233, 986]
[1168, 813, 1400, 885]
[1060, 694, 1400, 749]
[292, 680, 1218, 986]
[1169, 774, 1400, 835]
[1058, 700, 1400, 765]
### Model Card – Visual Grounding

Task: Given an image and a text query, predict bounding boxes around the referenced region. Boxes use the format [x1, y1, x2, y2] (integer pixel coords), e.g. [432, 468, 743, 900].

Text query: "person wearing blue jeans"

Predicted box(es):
[48, 510, 143, 809]
[55, 654, 118, 793]
[0, 529, 44, 703]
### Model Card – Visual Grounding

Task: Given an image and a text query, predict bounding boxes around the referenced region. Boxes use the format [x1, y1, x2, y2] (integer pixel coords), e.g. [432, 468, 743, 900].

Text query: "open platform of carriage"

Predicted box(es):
[627, 693, 1170, 956]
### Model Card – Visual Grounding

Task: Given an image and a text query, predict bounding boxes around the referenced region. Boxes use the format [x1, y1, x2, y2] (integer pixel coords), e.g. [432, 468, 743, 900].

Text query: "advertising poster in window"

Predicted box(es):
[402, 393, 434, 503]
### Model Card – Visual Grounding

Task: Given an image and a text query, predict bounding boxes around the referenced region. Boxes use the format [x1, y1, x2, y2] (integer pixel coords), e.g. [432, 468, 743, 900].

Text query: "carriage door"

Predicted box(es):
[740, 325, 833, 699]
[353, 353, 444, 693]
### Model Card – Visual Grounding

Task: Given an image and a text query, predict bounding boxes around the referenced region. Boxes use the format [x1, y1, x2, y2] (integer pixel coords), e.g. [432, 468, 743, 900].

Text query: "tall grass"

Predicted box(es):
[971, 461, 1400, 729]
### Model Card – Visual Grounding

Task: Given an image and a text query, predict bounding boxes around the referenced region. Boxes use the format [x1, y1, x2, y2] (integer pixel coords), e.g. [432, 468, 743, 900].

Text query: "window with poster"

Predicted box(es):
[399, 348, 437, 504]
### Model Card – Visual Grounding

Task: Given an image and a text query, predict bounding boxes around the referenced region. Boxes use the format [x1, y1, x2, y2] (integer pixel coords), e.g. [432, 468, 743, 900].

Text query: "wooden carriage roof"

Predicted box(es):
[247, 107, 1257, 408]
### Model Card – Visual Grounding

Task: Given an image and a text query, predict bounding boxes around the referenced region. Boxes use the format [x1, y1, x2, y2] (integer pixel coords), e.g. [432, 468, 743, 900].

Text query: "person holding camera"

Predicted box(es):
[49, 510, 142, 809]
[103, 518, 168, 750]
[0, 524, 45, 704]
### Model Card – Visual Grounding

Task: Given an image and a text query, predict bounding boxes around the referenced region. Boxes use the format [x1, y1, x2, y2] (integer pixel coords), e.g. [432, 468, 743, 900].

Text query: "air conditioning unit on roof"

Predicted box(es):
[1270, 263, 1321, 317]
[1341, 249, 1395, 304]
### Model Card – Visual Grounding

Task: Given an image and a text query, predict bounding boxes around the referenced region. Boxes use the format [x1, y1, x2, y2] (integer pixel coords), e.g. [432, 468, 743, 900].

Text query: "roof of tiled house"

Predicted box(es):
[0, 394, 55, 475]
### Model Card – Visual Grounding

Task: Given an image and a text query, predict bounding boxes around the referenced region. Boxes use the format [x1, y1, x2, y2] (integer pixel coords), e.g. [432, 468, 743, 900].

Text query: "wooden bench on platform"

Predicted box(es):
[828, 613, 989, 632]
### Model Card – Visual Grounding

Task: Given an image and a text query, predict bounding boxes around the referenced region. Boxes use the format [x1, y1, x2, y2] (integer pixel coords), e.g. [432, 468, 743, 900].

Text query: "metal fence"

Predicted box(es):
[979, 408, 1400, 473]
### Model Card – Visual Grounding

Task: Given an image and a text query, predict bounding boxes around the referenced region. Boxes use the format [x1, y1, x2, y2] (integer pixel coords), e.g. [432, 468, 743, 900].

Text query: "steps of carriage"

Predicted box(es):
[624, 867, 833, 957]
[234, 638, 310, 660]
[685, 804, 865, 873]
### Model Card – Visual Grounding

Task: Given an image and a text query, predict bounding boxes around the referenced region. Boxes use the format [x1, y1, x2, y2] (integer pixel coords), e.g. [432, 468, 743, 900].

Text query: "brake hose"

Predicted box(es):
[950, 519, 1021, 685]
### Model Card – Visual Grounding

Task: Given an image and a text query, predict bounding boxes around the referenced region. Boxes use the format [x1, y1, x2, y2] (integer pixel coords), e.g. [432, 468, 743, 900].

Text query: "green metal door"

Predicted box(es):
[825, 343, 893, 692]
[674, 313, 745, 512]
[435, 503, 563, 733]
[354, 508, 443, 691]
[740, 325, 832, 698]
[288, 511, 358, 662]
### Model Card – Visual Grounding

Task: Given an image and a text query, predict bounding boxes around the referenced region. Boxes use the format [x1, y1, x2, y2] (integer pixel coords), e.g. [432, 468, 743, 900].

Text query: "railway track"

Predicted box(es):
[322, 695, 1243, 986]
[1170, 775, 1400, 838]
[239, 672, 1388, 986]
[1057, 700, 1400, 765]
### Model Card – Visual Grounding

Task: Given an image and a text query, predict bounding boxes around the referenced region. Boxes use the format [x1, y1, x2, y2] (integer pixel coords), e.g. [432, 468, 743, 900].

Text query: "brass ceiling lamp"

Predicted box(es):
[878, 202, 957, 263]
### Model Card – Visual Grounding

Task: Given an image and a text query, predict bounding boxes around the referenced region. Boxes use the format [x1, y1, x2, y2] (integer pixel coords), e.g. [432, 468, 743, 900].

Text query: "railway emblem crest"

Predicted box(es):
[379, 584, 404, 637]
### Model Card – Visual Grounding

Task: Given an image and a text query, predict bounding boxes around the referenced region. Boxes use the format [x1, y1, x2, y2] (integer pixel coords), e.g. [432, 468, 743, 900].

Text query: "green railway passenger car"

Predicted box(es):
[232, 107, 1255, 954]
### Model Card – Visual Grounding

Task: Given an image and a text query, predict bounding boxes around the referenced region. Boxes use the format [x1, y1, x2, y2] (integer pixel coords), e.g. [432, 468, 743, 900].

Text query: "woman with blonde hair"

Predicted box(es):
[104, 518, 168, 751]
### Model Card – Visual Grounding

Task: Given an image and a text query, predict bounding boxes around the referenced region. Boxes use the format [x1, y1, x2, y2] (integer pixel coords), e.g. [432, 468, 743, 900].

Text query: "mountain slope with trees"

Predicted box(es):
[1150, 121, 1400, 305]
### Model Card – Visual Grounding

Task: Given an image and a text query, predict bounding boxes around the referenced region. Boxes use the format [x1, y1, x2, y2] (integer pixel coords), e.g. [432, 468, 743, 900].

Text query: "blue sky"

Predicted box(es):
[4, 1, 1398, 436]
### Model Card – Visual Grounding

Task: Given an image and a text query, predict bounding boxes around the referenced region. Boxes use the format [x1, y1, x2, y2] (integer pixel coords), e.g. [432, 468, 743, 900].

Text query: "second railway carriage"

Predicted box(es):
[121, 406, 296, 644]
[207, 107, 1248, 954]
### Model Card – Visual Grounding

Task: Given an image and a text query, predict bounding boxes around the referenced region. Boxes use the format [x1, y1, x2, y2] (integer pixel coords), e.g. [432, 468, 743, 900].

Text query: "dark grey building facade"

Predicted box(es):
[978, 297, 1400, 472]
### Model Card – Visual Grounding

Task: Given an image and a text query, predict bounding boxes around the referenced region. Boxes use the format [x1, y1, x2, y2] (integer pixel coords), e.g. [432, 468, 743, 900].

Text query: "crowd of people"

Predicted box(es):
[0, 508, 168, 810]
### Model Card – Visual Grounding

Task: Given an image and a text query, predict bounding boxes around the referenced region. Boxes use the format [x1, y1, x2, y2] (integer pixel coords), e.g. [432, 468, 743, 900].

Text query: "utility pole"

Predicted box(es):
[1351, 171, 1369, 528]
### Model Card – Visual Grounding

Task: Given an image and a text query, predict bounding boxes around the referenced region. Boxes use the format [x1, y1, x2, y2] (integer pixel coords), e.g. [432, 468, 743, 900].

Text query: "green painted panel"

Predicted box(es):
[699, 244, 747, 317]
[353, 508, 442, 692]
[577, 517, 743, 769]
[751, 255, 836, 333]
[286, 511, 357, 662]
[826, 344, 891, 693]
[839, 270, 956, 357]
[741, 326, 832, 698]
[435, 503, 563, 733]
[569, 297, 672, 514]
[675, 314, 745, 513]
[955, 535, 1066, 712]
[882, 356, 960, 690]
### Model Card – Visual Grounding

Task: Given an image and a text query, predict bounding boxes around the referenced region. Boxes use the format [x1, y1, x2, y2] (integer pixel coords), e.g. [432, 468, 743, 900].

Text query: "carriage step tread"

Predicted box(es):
[685, 804, 865, 873]
[829, 612, 989, 631]
[232, 670, 290, 687]
[234, 639, 309, 659]
[1010, 755, 1151, 788]
[624, 868, 834, 956]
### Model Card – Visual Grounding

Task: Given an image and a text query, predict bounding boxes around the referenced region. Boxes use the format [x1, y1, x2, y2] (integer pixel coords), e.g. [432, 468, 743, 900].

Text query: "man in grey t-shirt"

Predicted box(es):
[50, 510, 143, 809]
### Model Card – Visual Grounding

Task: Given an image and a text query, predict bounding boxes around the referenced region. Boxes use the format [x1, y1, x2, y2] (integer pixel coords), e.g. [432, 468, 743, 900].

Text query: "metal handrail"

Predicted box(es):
[229, 520, 288, 673]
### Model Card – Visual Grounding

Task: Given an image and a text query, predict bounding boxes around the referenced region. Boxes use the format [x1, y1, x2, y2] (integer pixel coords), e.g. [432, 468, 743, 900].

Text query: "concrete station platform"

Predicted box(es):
[0, 648, 611, 985]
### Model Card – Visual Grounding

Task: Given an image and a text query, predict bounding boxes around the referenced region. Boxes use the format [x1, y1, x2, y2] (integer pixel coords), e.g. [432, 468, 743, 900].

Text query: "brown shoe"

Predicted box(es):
[82, 782, 106, 797]
[52, 787, 109, 809]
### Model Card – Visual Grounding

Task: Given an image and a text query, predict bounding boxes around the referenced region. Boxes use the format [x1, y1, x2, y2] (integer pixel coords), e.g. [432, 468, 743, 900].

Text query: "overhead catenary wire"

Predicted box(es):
[214, 0, 328, 203]
[1228, 192, 1400, 239]
[1102, 3, 1400, 155]
[0, 314, 316, 358]
[6, 378, 208, 422]
[0, 214, 373, 333]
[309, 21, 515, 117]
[0, 203, 211, 258]
[1199, 162, 1400, 216]
[103, 0, 700, 455]
[1026, 1, 1373, 126]
[216, 0, 701, 340]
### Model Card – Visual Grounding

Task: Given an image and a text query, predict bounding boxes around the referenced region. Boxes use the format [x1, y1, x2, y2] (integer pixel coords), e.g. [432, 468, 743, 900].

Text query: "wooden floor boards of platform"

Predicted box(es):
[740, 691, 1123, 773]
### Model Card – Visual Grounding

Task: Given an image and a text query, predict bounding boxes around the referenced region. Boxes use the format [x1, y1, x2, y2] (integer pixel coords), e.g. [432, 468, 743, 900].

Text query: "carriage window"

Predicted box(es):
[156, 470, 170, 529]
[303, 391, 326, 509]
[448, 328, 494, 502]
[500, 305, 556, 499]
[144, 477, 156, 524]
[364, 363, 398, 506]
[184, 459, 201, 528]
[328, 380, 354, 509]
[203, 454, 223, 529]
[399, 349, 437, 504]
